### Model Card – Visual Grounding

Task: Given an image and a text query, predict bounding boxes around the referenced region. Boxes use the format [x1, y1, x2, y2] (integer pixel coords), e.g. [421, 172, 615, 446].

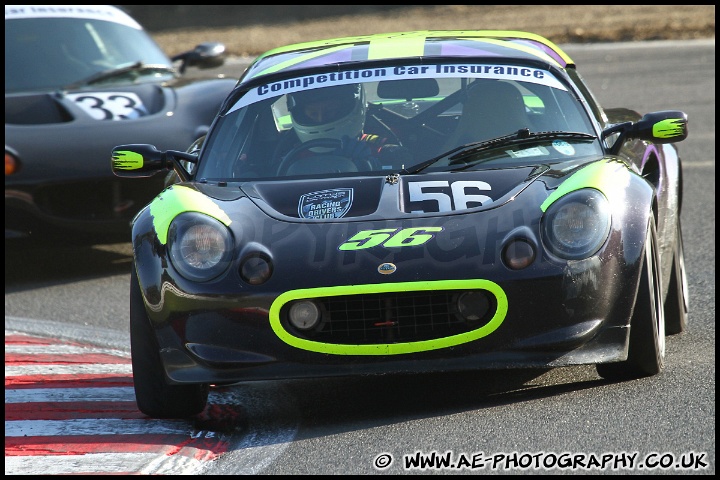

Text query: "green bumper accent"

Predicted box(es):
[269, 279, 508, 355]
[149, 185, 232, 245]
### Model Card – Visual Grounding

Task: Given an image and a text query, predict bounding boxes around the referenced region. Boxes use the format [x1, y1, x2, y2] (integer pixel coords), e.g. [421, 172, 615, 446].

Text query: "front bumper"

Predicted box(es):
[149, 270, 635, 385]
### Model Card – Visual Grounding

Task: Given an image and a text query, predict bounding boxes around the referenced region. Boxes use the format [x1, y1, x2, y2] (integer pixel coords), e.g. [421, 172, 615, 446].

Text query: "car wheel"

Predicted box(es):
[130, 264, 209, 418]
[597, 220, 665, 380]
[664, 220, 689, 335]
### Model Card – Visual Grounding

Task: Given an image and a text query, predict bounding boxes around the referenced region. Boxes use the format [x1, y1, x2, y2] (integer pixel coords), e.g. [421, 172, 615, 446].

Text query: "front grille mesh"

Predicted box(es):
[282, 290, 496, 344]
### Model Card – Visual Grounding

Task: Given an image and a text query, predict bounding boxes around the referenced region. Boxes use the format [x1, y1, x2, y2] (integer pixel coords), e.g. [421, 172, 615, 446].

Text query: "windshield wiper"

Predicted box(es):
[401, 128, 597, 174]
[62, 62, 177, 90]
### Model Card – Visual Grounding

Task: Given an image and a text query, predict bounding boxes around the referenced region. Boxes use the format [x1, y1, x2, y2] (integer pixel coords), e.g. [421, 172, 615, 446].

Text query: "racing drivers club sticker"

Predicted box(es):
[298, 188, 353, 219]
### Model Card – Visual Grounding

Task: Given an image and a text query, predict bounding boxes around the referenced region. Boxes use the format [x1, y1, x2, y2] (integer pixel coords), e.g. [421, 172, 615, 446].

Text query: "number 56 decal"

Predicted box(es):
[339, 227, 443, 251]
[408, 180, 492, 212]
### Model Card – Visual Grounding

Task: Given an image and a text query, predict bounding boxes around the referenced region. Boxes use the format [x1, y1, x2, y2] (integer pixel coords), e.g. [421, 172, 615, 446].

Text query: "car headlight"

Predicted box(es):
[168, 212, 234, 282]
[541, 189, 611, 260]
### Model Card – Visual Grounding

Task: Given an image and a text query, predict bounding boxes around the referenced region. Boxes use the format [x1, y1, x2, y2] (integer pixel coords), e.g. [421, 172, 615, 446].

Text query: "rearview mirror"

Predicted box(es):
[112, 144, 198, 181]
[602, 110, 688, 155]
[171, 42, 227, 74]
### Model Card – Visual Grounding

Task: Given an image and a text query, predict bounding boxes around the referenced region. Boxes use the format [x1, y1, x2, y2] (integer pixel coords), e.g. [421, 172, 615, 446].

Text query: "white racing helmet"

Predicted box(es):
[287, 83, 367, 145]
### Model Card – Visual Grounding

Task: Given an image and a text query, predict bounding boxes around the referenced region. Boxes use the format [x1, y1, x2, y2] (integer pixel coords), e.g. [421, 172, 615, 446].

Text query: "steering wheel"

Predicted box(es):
[277, 138, 345, 176]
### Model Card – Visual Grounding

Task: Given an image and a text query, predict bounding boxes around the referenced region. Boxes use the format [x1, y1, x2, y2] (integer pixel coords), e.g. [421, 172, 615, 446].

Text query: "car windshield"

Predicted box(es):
[196, 63, 602, 181]
[5, 9, 173, 93]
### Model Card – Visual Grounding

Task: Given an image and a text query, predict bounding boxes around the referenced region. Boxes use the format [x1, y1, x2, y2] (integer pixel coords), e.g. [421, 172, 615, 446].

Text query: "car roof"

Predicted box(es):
[241, 30, 575, 83]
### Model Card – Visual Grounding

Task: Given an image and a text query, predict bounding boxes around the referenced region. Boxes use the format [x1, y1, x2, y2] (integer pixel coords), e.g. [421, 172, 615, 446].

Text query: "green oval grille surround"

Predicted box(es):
[269, 279, 508, 355]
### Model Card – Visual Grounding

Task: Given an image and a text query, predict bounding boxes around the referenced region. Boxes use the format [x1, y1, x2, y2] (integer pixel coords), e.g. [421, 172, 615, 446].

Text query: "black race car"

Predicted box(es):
[5, 5, 236, 245]
[112, 30, 690, 418]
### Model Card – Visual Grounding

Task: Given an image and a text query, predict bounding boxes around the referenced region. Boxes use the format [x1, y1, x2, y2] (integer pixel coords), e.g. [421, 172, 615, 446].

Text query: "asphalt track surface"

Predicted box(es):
[4, 39, 715, 475]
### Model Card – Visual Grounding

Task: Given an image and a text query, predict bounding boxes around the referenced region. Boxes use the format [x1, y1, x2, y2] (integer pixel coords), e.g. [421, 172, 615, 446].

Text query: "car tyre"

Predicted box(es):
[597, 220, 665, 380]
[130, 264, 209, 418]
[664, 220, 689, 335]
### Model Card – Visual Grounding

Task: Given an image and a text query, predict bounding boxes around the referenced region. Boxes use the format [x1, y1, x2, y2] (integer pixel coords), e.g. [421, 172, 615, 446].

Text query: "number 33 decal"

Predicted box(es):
[65, 92, 148, 120]
[408, 180, 492, 212]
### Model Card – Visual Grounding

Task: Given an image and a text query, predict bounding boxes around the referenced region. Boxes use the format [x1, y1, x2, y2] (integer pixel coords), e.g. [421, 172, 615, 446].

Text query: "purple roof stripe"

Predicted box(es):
[274, 48, 359, 73]
[439, 44, 505, 58]
[510, 39, 568, 67]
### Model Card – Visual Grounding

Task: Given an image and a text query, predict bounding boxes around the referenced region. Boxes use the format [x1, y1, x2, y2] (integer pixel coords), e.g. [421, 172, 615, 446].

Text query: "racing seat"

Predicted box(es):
[442, 80, 530, 152]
